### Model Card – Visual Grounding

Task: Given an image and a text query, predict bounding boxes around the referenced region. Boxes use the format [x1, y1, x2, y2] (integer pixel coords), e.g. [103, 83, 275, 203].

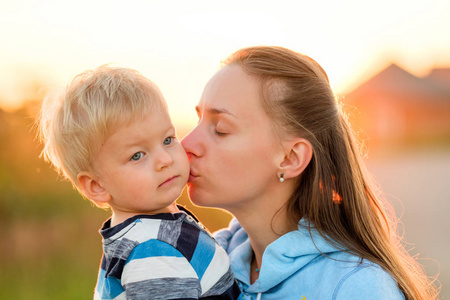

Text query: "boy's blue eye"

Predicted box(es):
[163, 137, 174, 145]
[130, 152, 144, 161]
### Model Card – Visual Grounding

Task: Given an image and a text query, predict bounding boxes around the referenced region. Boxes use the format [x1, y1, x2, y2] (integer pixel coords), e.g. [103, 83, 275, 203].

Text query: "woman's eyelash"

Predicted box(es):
[215, 130, 227, 136]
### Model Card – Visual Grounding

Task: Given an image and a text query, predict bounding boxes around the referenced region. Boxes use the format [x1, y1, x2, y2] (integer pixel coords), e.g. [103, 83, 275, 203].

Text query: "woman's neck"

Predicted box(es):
[226, 187, 298, 273]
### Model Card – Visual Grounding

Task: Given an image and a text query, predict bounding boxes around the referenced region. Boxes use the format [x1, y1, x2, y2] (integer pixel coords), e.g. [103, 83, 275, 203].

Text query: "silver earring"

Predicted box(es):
[279, 172, 284, 183]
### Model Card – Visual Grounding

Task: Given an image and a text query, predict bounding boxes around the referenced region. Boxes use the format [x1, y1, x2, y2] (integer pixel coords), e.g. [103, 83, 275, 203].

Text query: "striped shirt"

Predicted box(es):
[94, 206, 241, 300]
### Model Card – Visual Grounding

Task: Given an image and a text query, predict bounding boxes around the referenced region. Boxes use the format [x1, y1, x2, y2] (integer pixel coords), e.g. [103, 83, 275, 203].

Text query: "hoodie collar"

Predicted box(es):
[229, 219, 341, 293]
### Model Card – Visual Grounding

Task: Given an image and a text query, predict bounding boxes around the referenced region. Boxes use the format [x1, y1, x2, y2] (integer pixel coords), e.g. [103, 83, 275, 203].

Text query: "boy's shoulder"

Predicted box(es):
[135, 210, 216, 256]
[101, 207, 218, 262]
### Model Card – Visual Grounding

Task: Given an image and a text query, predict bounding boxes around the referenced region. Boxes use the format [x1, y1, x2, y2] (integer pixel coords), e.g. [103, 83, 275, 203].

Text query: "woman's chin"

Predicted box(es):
[189, 195, 209, 207]
[187, 189, 212, 208]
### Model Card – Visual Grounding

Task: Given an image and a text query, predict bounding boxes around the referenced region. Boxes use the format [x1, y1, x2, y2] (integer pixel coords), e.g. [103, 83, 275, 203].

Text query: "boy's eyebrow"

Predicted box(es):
[123, 125, 175, 149]
[123, 138, 145, 149]
[195, 105, 237, 118]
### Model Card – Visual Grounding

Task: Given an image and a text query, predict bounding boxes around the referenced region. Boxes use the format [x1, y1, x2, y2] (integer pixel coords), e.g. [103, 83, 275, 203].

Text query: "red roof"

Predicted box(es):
[346, 64, 450, 102]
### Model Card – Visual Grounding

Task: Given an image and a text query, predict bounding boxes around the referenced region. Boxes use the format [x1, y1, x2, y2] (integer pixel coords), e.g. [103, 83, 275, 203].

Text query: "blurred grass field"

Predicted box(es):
[1, 104, 446, 299]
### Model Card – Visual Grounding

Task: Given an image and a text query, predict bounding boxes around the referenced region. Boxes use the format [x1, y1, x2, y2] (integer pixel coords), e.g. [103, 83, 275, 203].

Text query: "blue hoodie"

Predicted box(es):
[215, 219, 405, 300]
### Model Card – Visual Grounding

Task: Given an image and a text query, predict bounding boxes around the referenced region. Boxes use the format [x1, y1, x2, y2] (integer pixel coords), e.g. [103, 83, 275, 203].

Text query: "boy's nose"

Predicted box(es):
[156, 149, 174, 170]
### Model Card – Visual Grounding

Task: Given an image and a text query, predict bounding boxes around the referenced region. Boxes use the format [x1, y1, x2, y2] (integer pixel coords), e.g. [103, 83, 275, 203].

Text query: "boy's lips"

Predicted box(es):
[159, 175, 179, 187]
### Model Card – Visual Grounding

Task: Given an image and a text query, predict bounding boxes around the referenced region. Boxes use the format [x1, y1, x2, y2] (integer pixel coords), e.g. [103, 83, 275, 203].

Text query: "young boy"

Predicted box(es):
[38, 66, 241, 299]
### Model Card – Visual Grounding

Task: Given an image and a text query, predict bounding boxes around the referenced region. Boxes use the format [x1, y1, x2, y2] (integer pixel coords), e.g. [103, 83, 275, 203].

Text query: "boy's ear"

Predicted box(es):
[279, 138, 313, 180]
[77, 172, 111, 205]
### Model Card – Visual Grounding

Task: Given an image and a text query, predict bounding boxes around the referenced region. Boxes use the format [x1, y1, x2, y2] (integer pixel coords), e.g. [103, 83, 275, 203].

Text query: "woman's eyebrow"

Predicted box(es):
[195, 105, 237, 118]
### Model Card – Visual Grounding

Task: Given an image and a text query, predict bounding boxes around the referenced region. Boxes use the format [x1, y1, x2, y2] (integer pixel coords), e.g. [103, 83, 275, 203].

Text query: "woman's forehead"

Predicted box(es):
[198, 65, 263, 116]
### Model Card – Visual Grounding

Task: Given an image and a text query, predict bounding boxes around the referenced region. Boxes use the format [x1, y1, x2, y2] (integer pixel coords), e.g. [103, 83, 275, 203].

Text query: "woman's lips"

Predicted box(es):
[188, 171, 199, 183]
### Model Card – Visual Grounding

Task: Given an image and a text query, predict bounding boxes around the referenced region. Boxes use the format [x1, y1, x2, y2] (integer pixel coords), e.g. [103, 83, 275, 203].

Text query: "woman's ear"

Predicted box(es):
[279, 138, 313, 180]
[77, 172, 111, 205]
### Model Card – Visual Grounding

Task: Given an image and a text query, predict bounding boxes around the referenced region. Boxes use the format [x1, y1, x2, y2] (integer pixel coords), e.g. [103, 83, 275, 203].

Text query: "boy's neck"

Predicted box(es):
[110, 202, 180, 227]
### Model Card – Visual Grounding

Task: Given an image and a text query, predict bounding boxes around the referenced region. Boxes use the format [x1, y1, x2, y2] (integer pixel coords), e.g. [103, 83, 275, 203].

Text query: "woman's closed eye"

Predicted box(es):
[214, 123, 230, 136]
[214, 129, 228, 136]
[214, 119, 233, 137]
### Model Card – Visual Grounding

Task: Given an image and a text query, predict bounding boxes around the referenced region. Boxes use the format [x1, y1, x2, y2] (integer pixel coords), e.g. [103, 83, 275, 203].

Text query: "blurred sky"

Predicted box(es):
[1, 0, 449, 128]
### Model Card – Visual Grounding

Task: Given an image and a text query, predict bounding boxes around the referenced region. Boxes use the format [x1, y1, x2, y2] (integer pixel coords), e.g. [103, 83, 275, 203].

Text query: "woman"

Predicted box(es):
[181, 46, 438, 299]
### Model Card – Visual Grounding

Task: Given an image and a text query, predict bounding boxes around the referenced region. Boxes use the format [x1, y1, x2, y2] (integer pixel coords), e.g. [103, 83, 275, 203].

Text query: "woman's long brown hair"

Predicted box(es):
[224, 46, 439, 300]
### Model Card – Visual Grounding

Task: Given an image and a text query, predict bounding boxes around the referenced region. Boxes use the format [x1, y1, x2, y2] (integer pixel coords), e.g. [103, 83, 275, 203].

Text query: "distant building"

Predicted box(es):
[343, 64, 450, 149]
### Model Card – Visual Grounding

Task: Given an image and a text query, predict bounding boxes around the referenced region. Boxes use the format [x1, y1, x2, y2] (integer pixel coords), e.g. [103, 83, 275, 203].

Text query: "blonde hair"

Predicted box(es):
[224, 46, 439, 300]
[38, 66, 166, 201]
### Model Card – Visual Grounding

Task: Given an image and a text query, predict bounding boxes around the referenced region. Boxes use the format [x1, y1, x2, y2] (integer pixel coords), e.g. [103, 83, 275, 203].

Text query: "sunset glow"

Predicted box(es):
[1, 0, 449, 129]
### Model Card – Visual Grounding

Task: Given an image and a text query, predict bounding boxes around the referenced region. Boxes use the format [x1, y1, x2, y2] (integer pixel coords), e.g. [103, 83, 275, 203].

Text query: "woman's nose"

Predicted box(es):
[181, 126, 203, 159]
